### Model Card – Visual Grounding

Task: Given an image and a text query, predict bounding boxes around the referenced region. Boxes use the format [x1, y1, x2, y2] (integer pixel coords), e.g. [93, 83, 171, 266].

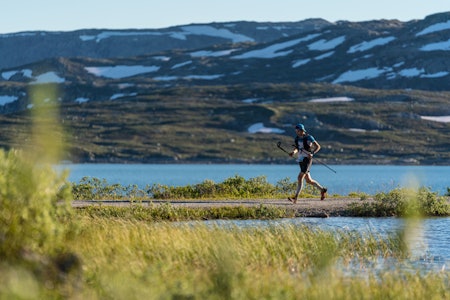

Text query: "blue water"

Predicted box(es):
[60, 164, 450, 195]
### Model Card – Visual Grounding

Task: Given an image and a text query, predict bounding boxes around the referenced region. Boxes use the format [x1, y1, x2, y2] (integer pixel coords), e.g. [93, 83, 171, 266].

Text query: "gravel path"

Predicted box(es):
[72, 197, 370, 217]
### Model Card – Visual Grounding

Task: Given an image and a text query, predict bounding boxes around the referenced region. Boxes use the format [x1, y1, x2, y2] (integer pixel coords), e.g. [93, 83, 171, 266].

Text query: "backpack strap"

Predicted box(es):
[302, 135, 311, 152]
[294, 136, 300, 150]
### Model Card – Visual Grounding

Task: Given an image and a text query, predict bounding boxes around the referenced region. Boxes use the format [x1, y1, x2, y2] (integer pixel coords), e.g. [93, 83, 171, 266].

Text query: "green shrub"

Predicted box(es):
[72, 177, 128, 200]
[275, 177, 296, 194]
[417, 187, 450, 216]
[0, 149, 73, 260]
[217, 175, 276, 198]
[194, 179, 217, 198]
[349, 187, 450, 217]
[148, 175, 280, 199]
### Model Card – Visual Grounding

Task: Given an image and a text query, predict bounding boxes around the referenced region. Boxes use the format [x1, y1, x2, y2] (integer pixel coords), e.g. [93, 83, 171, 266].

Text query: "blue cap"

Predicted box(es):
[295, 123, 306, 131]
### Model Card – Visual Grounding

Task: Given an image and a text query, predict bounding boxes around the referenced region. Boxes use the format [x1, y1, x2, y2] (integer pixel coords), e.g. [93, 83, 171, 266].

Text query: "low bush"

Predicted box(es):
[72, 175, 320, 200]
[349, 187, 450, 217]
[72, 177, 131, 200]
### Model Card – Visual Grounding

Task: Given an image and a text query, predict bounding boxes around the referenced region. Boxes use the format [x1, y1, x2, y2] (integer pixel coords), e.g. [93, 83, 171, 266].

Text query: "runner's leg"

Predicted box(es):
[305, 173, 327, 200]
[295, 172, 306, 198]
[289, 159, 308, 203]
[288, 172, 305, 204]
[305, 173, 323, 190]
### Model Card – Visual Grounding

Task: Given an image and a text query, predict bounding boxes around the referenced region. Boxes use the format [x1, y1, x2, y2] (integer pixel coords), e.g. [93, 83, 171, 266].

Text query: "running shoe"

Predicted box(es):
[288, 196, 297, 204]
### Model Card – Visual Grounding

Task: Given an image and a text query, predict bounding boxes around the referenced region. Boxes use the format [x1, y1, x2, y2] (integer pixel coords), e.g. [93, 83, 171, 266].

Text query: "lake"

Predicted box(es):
[60, 164, 450, 195]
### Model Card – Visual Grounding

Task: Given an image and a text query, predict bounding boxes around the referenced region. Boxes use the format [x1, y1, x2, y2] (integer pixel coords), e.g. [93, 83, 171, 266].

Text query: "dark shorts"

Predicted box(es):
[298, 157, 312, 173]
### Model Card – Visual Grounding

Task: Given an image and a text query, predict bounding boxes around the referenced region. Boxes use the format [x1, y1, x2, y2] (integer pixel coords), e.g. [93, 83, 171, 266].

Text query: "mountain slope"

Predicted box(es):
[0, 19, 330, 70]
[2, 12, 450, 98]
[0, 13, 449, 164]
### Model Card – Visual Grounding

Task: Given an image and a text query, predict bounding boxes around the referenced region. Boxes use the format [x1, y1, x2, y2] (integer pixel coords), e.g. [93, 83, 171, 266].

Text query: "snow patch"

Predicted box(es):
[420, 116, 450, 123]
[242, 98, 261, 104]
[416, 20, 450, 36]
[153, 74, 224, 81]
[308, 97, 354, 103]
[314, 51, 334, 60]
[398, 68, 425, 78]
[292, 58, 311, 68]
[152, 56, 171, 61]
[348, 128, 367, 132]
[2, 69, 32, 80]
[0, 95, 18, 106]
[421, 71, 449, 78]
[348, 128, 380, 133]
[190, 49, 237, 57]
[110, 93, 137, 100]
[232, 34, 320, 59]
[171, 61, 192, 69]
[85, 65, 160, 79]
[387, 68, 448, 79]
[248, 123, 284, 134]
[308, 35, 346, 51]
[347, 36, 396, 53]
[333, 67, 386, 84]
[3, 69, 64, 84]
[420, 39, 450, 51]
[184, 74, 223, 80]
[75, 97, 89, 104]
[153, 76, 178, 81]
[31, 72, 65, 84]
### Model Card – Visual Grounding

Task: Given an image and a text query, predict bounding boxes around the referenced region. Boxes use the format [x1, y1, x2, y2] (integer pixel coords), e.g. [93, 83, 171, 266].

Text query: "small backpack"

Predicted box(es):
[295, 135, 311, 152]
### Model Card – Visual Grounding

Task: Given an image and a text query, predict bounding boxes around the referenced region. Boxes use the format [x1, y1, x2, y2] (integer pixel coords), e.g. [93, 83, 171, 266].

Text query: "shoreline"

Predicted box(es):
[72, 197, 368, 218]
[61, 160, 449, 166]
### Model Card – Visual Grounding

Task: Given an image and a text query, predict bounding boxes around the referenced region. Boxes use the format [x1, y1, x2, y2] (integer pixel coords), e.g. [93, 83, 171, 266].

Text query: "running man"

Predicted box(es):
[288, 123, 327, 203]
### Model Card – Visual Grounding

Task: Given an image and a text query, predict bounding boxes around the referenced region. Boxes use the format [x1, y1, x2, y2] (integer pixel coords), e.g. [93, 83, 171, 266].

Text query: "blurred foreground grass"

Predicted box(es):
[3, 214, 449, 299]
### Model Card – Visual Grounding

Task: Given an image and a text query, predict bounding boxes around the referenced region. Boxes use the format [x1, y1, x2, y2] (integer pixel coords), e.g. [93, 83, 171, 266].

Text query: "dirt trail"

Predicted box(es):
[72, 197, 370, 217]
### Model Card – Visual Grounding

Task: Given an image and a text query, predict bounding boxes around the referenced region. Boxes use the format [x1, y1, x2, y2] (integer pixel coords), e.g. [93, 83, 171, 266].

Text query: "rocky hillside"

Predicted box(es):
[0, 13, 448, 164]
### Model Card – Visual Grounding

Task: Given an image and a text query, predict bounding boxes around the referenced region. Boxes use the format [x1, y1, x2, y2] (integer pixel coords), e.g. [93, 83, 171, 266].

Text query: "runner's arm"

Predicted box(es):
[289, 148, 298, 157]
[310, 141, 321, 156]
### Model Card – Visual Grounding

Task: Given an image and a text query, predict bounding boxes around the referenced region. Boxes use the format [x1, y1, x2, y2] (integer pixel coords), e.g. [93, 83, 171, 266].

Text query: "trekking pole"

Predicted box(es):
[276, 141, 290, 154]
